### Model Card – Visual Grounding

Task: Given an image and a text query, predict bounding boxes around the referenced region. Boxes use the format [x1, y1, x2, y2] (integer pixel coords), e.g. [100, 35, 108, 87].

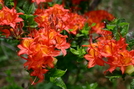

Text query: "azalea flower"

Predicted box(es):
[84, 37, 134, 74]
[0, 7, 23, 28]
[18, 27, 70, 83]
[84, 10, 115, 35]
[31, 0, 52, 4]
[34, 4, 86, 34]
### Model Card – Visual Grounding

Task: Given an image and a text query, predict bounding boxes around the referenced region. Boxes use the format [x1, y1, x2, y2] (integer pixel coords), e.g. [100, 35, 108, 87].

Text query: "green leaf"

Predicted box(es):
[70, 48, 79, 55]
[119, 22, 129, 26]
[69, 29, 73, 31]
[16, 7, 25, 13]
[36, 83, 53, 89]
[115, 32, 120, 41]
[22, 0, 29, 14]
[130, 79, 134, 89]
[120, 24, 129, 36]
[105, 70, 124, 82]
[106, 24, 116, 30]
[70, 47, 86, 57]
[81, 23, 90, 36]
[105, 18, 130, 39]
[112, 26, 119, 40]
[91, 23, 96, 27]
[17, 0, 25, 7]
[22, 0, 36, 14]
[27, 3, 36, 14]
[4, 0, 14, 7]
[106, 75, 121, 81]
[117, 19, 126, 25]
[76, 33, 84, 37]
[49, 69, 67, 77]
[127, 39, 134, 49]
[20, 14, 37, 28]
[50, 77, 67, 89]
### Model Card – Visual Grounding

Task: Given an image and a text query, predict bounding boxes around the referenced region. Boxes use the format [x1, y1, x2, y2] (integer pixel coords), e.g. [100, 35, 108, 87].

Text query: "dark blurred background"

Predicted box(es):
[100, 0, 134, 32]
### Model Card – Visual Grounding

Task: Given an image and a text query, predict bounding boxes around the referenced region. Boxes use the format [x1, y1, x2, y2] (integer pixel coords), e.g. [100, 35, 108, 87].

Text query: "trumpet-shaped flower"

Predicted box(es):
[34, 4, 86, 34]
[18, 28, 70, 83]
[85, 10, 115, 34]
[0, 7, 23, 28]
[84, 37, 134, 74]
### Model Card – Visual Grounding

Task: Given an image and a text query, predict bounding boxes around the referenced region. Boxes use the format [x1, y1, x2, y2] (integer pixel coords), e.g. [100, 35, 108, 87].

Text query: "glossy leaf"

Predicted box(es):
[70, 48, 79, 55]
[106, 24, 116, 30]
[50, 77, 67, 89]
[130, 79, 134, 89]
[120, 23, 129, 36]
[27, 3, 36, 14]
[49, 69, 67, 77]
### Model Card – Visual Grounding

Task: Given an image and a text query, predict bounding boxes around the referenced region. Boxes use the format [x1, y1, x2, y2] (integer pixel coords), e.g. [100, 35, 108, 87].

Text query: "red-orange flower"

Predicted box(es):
[24, 56, 54, 84]
[84, 37, 134, 74]
[34, 4, 86, 35]
[84, 43, 105, 68]
[84, 10, 115, 34]
[31, 0, 52, 4]
[34, 4, 69, 30]
[65, 13, 86, 34]
[0, 7, 23, 28]
[18, 28, 70, 83]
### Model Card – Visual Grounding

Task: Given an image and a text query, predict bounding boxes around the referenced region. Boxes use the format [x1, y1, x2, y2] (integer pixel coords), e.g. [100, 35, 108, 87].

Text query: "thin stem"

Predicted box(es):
[31, 76, 37, 85]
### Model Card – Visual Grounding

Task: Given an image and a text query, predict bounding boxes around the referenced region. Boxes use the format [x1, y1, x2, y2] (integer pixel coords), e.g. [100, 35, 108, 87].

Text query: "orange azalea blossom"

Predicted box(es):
[106, 50, 134, 74]
[0, 7, 23, 28]
[24, 56, 54, 85]
[84, 43, 105, 68]
[31, 0, 52, 4]
[34, 4, 86, 35]
[65, 13, 86, 34]
[84, 10, 115, 35]
[34, 4, 69, 30]
[18, 28, 70, 56]
[18, 28, 70, 84]
[84, 37, 134, 74]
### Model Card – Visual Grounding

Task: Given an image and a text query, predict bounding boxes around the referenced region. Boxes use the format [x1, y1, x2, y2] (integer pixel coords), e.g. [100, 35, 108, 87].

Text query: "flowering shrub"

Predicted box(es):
[0, 0, 134, 88]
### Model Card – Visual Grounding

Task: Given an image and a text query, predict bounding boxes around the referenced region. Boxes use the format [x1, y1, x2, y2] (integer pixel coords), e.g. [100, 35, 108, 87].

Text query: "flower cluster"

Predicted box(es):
[85, 10, 115, 34]
[0, 6, 23, 38]
[17, 4, 86, 84]
[18, 4, 86, 84]
[0, 7, 23, 28]
[18, 28, 70, 84]
[34, 4, 86, 35]
[84, 37, 134, 74]
[84, 10, 134, 74]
